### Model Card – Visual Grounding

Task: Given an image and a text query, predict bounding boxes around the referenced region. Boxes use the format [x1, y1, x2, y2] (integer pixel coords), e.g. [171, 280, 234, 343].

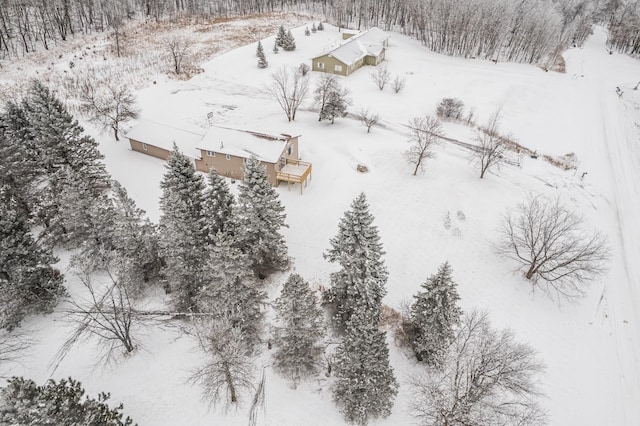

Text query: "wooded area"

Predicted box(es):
[1, 0, 633, 65]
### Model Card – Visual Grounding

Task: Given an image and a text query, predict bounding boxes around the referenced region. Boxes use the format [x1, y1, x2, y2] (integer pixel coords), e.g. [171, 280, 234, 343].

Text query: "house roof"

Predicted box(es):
[198, 126, 297, 164]
[313, 27, 389, 66]
[125, 120, 205, 159]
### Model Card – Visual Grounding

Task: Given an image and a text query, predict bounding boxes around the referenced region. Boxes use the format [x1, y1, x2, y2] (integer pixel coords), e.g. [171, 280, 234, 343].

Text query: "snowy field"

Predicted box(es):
[2, 21, 640, 426]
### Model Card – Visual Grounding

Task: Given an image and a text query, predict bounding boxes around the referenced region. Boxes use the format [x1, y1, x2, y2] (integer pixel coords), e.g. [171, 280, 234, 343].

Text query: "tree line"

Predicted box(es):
[0, 0, 605, 66]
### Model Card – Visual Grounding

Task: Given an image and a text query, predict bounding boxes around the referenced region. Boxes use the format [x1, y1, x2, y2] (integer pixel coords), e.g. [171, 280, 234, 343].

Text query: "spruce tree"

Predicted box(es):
[333, 310, 398, 425]
[409, 262, 462, 365]
[273, 42, 279, 54]
[197, 233, 266, 350]
[203, 168, 236, 242]
[159, 145, 208, 311]
[275, 25, 287, 47]
[235, 157, 289, 277]
[312, 22, 317, 32]
[324, 193, 388, 328]
[320, 89, 349, 124]
[256, 41, 268, 68]
[0, 188, 65, 330]
[282, 30, 296, 51]
[318, 22, 324, 30]
[305, 27, 311, 36]
[272, 274, 325, 385]
[110, 181, 160, 290]
[18, 80, 110, 246]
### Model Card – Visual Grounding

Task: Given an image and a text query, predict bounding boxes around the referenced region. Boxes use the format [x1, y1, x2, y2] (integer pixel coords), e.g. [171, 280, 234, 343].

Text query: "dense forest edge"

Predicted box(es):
[1, 0, 640, 68]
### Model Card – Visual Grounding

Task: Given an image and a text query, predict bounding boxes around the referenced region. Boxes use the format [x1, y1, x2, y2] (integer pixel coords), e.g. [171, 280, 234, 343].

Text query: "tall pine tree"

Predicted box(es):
[159, 145, 208, 311]
[272, 273, 325, 385]
[282, 30, 296, 51]
[235, 157, 288, 277]
[409, 261, 462, 365]
[16, 80, 110, 246]
[0, 187, 65, 330]
[324, 193, 388, 328]
[332, 310, 398, 425]
[275, 25, 287, 47]
[110, 181, 160, 291]
[197, 233, 265, 350]
[256, 41, 268, 68]
[202, 168, 235, 242]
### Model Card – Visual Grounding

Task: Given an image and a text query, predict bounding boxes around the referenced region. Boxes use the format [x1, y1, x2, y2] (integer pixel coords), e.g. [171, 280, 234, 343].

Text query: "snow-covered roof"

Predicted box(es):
[197, 126, 297, 163]
[313, 27, 389, 66]
[125, 120, 205, 159]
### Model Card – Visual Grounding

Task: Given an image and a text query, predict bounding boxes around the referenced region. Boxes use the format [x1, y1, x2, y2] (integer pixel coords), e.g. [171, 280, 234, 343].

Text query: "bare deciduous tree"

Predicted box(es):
[358, 108, 380, 133]
[269, 66, 309, 122]
[436, 97, 465, 120]
[370, 64, 391, 90]
[298, 62, 310, 76]
[313, 74, 339, 121]
[405, 115, 443, 175]
[411, 310, 547, 426]
[0, 330, 33, 375]
[53, 258, 138, 369]
[79, 79, 139, 141]
[473, 109, 506, 178]
[498, 195, 609, 299]
[166, 35, 191, 75]
[392, 75, 406, 93]
[191, 317, 254, 407]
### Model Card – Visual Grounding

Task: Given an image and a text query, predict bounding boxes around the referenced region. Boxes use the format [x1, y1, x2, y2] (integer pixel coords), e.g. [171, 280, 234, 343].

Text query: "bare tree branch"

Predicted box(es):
[269, 66, 309, 122]
[405, 115, 443, 175]
[497, 195, 610, 300]
[410, 310, 547, 426]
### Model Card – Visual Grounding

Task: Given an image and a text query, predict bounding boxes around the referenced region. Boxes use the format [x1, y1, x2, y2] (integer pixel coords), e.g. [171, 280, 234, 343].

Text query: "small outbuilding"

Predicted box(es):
[312, 27, 390, 76]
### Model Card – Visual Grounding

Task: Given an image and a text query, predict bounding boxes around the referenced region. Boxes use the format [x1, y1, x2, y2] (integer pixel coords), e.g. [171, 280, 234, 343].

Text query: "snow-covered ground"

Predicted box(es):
[3, 22, 640, 426]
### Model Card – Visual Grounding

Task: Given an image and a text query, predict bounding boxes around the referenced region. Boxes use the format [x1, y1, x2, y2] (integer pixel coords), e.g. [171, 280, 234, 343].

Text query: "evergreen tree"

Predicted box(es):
[0, 103, 40, 218]
[312, 22, 317, 32]
[159, 144, 208, 311]
[272, 42, 279, 54]
[409, 262, 462, 365]
[320, 89, 349, 124]
[275, 25, 287, 47]
[0, 377, 134, 425]
[324, 193, 388, 328]
[272, 274, 325, 385]
[110, 181, 160, 290]
[0, 188, 65, 330]
[203, 168, 236, 242]
[197, 233, 266, 350]
[235, 157, 289, 277]
[305, 27, 310, 36]
[256, 41, 268, 68]
[282, 30, 296, 51]
[318, 22, 324, 30]
[17, 80, 110, 246]
[333, 311, 398, 425]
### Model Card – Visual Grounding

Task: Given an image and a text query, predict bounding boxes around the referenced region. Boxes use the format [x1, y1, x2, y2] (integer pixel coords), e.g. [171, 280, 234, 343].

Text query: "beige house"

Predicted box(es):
[126, 120, 312, 191]
[312, 27, 390, 76]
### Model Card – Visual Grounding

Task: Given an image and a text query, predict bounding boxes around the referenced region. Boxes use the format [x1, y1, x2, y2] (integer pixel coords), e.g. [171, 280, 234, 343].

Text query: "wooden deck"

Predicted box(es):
[276, 159, 312, 194]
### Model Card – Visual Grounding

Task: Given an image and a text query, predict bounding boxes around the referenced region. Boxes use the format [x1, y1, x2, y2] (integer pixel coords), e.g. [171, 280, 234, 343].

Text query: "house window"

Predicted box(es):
[207, 150, 215, 157]
[226, 154, 231, 160]
[142, 143, 148, 151]
[334, 64, 343, 72]
[243, 157, 248, 164]
[287, 145, 293, 156]
[317, 62, 325, 69]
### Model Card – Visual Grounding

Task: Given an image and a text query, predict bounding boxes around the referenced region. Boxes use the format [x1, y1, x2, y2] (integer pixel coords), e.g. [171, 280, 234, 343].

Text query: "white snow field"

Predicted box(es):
[3, 23, 640, 426]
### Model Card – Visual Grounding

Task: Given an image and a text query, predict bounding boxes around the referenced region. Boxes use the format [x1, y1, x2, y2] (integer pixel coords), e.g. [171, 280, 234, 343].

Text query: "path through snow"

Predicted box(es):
[565, 27, 640, 424]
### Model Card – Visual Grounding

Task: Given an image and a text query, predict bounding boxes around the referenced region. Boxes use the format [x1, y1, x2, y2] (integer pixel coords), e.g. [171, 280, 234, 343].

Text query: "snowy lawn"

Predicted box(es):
[4, 23, 640, 426]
